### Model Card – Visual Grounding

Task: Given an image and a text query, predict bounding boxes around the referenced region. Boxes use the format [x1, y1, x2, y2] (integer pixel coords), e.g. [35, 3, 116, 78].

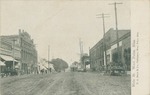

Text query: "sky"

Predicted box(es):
[0, 0, 130, 65]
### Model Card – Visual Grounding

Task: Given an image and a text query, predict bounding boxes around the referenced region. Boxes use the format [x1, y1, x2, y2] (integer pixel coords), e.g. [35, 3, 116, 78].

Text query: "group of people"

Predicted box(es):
[40, 68, 52, 74]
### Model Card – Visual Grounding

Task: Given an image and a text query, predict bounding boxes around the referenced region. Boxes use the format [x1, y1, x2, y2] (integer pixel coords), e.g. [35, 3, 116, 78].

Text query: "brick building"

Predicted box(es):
[0, 29, 38, 74]
[90, 28, 131, 71]
[0, 37, 21, 74]
[90, 39, 104, 71]
[0, 36, 21, 60]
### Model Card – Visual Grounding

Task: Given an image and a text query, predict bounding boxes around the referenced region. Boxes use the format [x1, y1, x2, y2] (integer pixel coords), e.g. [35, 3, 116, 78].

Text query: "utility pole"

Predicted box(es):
[48, 45, 50, 73]
[89, 47, 91, 69]
[79, 38, 83, 58]
[12, 39, 17, 70]
[96, 13, 109, 70]
[79, 38, 84, 69]
[109, 2, 122, 65]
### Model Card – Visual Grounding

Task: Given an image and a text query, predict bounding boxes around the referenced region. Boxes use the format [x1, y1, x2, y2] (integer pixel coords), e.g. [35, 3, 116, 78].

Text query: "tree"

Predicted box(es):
[51, 58, 68, 72]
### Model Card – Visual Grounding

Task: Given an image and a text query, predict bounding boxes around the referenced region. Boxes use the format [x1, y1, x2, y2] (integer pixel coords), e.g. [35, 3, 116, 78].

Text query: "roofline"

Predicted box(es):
[90, 28, 131, 51]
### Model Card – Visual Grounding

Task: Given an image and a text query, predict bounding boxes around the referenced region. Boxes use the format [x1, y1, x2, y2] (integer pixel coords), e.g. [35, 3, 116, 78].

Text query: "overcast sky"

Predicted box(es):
[0, 0, 130, 65]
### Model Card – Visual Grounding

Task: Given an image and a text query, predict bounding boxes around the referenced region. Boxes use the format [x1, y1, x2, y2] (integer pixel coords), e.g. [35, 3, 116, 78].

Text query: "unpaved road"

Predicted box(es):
[0, 72, 131, 95]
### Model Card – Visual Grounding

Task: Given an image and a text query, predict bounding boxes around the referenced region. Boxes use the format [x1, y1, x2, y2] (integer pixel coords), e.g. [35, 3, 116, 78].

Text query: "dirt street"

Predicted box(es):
[0, 72, 131, 95]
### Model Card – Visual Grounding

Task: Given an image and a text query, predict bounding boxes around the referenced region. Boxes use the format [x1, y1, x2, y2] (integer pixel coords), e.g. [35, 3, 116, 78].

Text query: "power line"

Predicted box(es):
[96, 13, 109, 69]
[96, 13, 109, 36]
[109, 2, 123, 65]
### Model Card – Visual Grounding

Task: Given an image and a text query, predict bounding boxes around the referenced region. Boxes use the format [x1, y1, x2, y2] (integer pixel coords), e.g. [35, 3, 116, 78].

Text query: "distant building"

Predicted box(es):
[38, 58, 54, 74]
[70, 61, 78, 72]
[0, 29, 38, 74]
[81, 54, 90, 70]
[90, 28, 131, 71]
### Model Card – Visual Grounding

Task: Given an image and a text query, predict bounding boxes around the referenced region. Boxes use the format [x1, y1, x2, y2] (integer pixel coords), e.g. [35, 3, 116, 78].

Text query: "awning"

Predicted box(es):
[0, 61, 5, 66]
[0, 55, 18, 62]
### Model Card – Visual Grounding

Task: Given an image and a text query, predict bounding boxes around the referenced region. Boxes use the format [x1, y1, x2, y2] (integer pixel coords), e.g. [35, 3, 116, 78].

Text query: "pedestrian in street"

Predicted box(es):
[41, 69, 44, 75]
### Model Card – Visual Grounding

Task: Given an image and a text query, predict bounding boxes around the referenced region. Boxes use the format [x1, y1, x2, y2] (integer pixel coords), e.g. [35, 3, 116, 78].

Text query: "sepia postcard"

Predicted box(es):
[0, 0, 150, 95]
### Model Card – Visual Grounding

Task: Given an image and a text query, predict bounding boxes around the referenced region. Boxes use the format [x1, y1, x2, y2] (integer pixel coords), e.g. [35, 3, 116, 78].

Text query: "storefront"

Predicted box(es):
[0, 54, 19, 75]
[0, 61, 6, 75]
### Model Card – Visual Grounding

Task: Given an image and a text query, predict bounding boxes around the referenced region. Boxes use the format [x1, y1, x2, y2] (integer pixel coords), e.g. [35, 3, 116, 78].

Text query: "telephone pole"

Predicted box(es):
[96, 13, 109, 70]
[79, 38, 84, 69]
[109, 2, 122, 65]
[12, 39, 17, 70]
[48, 45, 50, 73]
[79, 38, 83, 58]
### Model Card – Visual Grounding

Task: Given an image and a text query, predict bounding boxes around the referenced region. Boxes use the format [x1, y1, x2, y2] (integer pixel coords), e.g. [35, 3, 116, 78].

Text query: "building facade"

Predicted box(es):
[90, 28, 131, 71]
[19, 30, 38, 74]
[0, 29, 38, 74]
[0, 36, 21, 60]
[90, 39, 104, 71]
[0, 37, 21, 74]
